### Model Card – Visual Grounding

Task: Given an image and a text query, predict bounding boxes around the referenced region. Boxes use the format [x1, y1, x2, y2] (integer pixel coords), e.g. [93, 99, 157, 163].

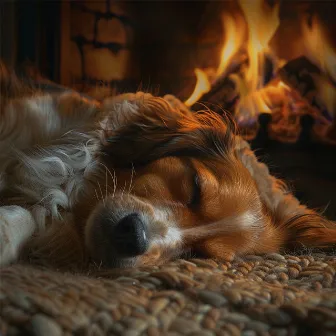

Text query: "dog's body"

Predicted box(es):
[1, 67, 335, 269]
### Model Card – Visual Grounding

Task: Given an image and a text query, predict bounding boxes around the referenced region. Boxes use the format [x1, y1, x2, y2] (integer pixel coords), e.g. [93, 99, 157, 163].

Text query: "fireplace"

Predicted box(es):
[1, 0, 335, 219]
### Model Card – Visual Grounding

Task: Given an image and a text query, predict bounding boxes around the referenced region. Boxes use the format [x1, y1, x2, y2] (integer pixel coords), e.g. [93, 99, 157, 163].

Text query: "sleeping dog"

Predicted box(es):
[0, 66, 335, 269]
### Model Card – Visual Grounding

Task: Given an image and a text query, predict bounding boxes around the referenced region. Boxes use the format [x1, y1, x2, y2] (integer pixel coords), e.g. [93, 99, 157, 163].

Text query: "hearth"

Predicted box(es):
[0, 0, 335, 218]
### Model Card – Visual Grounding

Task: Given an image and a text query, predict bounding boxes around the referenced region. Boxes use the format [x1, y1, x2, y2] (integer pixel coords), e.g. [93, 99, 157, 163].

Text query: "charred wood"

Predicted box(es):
[278, 56, 335, 121]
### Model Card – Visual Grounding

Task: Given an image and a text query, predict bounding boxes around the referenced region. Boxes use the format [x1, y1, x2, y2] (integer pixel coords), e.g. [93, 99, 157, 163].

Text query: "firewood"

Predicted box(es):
[189, 51, 249, 114]
[190, 75, 238, 114]
[277, 56, 335, 120]
[190, 53, 279, 115]
[278, 57, 320, 99]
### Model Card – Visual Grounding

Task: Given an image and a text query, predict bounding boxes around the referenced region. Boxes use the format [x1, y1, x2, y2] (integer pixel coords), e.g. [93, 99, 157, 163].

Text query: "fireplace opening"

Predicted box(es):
[1, 0, 335, 219]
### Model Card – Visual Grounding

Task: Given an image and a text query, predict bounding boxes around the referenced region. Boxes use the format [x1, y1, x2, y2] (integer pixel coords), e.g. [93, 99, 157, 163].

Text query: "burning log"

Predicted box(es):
[190, 76, 238, 113]
[189, 52, 278, 116]
[278, 56, 321, 100]
[252, 112, 316, 148]
[278, 56, 335, 121]
[188, 52, 249, 114]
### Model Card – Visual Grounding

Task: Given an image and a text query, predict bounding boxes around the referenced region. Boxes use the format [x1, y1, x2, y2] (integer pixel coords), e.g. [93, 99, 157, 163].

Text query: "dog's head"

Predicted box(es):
[78, 92, 283, 268]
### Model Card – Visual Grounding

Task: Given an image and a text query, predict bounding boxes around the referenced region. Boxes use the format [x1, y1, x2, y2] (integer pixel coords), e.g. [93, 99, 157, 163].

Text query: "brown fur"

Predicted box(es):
[0, 66, 335, 269]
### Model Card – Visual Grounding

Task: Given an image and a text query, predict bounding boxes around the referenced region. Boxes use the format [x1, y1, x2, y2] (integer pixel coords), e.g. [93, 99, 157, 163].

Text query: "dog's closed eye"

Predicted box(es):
[188, 173, 201, 209]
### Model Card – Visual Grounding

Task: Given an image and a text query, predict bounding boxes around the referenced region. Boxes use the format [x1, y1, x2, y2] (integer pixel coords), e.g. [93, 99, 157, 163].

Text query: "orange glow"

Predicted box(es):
[238, 0, 279, 92]
[185, 0, 280, 117]
[302, 14, 336, 118]
[233, 0, 280, 120]
[185, 14, 243, 106]
[184, 68, 211, 107]
[278, 81, 290, 91]
[302, 15, 336, 83]
[314, 75, 336, 119]
[184, 0, 334, 124]
[217, 15, 244, 77]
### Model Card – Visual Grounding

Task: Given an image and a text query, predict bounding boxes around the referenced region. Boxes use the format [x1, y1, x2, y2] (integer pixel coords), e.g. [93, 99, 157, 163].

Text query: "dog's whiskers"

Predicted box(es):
[120, 180, 128, 200]
[94, 188, 100, 202]
[97, 181, 105, 206]
[113, 170, 117, 198]
[98, 162, 117, 199]
[105, 166, 108, 199]
[128, 163, 136, 194]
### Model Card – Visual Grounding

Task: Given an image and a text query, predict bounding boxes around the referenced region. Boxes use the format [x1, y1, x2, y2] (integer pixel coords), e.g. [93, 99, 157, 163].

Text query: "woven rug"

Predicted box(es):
[1, 253, 336, 336]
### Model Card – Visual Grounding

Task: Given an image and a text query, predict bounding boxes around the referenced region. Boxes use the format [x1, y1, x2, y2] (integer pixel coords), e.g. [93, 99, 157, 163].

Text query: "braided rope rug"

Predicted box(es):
[1, 253, 336, 336]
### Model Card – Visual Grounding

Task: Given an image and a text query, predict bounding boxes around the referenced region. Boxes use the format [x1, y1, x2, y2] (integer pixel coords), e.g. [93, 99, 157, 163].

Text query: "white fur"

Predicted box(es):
[183, 210, 263, 242]
[0, 206, 36, 265]
[0, 91, 102, 266]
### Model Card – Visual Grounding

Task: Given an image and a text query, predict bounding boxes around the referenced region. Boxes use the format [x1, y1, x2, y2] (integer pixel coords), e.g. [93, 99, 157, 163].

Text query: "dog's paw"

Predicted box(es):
[0, 206, 36, 267]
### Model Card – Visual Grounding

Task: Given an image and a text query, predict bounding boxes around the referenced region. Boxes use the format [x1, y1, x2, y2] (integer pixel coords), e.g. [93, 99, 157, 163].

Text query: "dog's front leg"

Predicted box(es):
[0, 206, 36, 266]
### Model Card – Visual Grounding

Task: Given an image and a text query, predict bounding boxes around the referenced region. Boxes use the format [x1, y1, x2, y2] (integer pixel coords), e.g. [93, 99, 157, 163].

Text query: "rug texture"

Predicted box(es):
[1, 253, 336, 336]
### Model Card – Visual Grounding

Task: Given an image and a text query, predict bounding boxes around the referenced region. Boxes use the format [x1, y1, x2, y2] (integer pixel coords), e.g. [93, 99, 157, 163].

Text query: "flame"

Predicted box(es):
[185, 0, 280, 115]
[233, 0, 280, 120]
[184, 68, 211, 107]
[235, 81, 289, 125]
[238, 0, 280, 91]
[278, 81, 290, 91]
[184, 0, 334, 125]
[314, 75, 336, 119]
[185, 14, 243, 106]
[302, 14, 336, 83]
[216, 15, 244, 77]
[301, 14, 336, 119]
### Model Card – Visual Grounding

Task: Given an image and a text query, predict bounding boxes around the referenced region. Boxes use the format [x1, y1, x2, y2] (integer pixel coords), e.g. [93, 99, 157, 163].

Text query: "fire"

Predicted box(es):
[184, 0, 335, 128]
[228, 0, 280, 121]
[216, 14, 244, 77]
[184, 68, 211, 107]
[314, 76, 336, 119]
[185, 0, 281, 117]
[185, 13, 244, 107]
[302, 14, 336, 83]
[302, 14, 336, 119]
[238, 0, 279, 92]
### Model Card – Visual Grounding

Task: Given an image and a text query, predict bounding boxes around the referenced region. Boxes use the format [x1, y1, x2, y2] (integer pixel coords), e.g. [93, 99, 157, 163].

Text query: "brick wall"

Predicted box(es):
[62, 1, 134, 99]
[61, 1, 226, 100]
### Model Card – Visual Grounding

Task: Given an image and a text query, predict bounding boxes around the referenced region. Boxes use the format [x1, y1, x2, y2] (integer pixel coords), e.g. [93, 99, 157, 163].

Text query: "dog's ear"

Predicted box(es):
[101, 92, 228, 167]
[236, 138, 336, 251]
[102, 92, 194, 131]
[281, 212, 336, 250]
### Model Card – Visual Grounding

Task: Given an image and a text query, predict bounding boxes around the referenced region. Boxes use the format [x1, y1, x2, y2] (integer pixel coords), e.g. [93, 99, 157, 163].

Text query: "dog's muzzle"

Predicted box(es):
[99, 212, 149, 258]
[85, 195, 169, 267]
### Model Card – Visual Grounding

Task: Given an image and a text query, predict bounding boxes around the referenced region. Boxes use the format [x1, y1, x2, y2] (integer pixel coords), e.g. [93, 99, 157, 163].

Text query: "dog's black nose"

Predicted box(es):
[113, 213, 148, 257]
